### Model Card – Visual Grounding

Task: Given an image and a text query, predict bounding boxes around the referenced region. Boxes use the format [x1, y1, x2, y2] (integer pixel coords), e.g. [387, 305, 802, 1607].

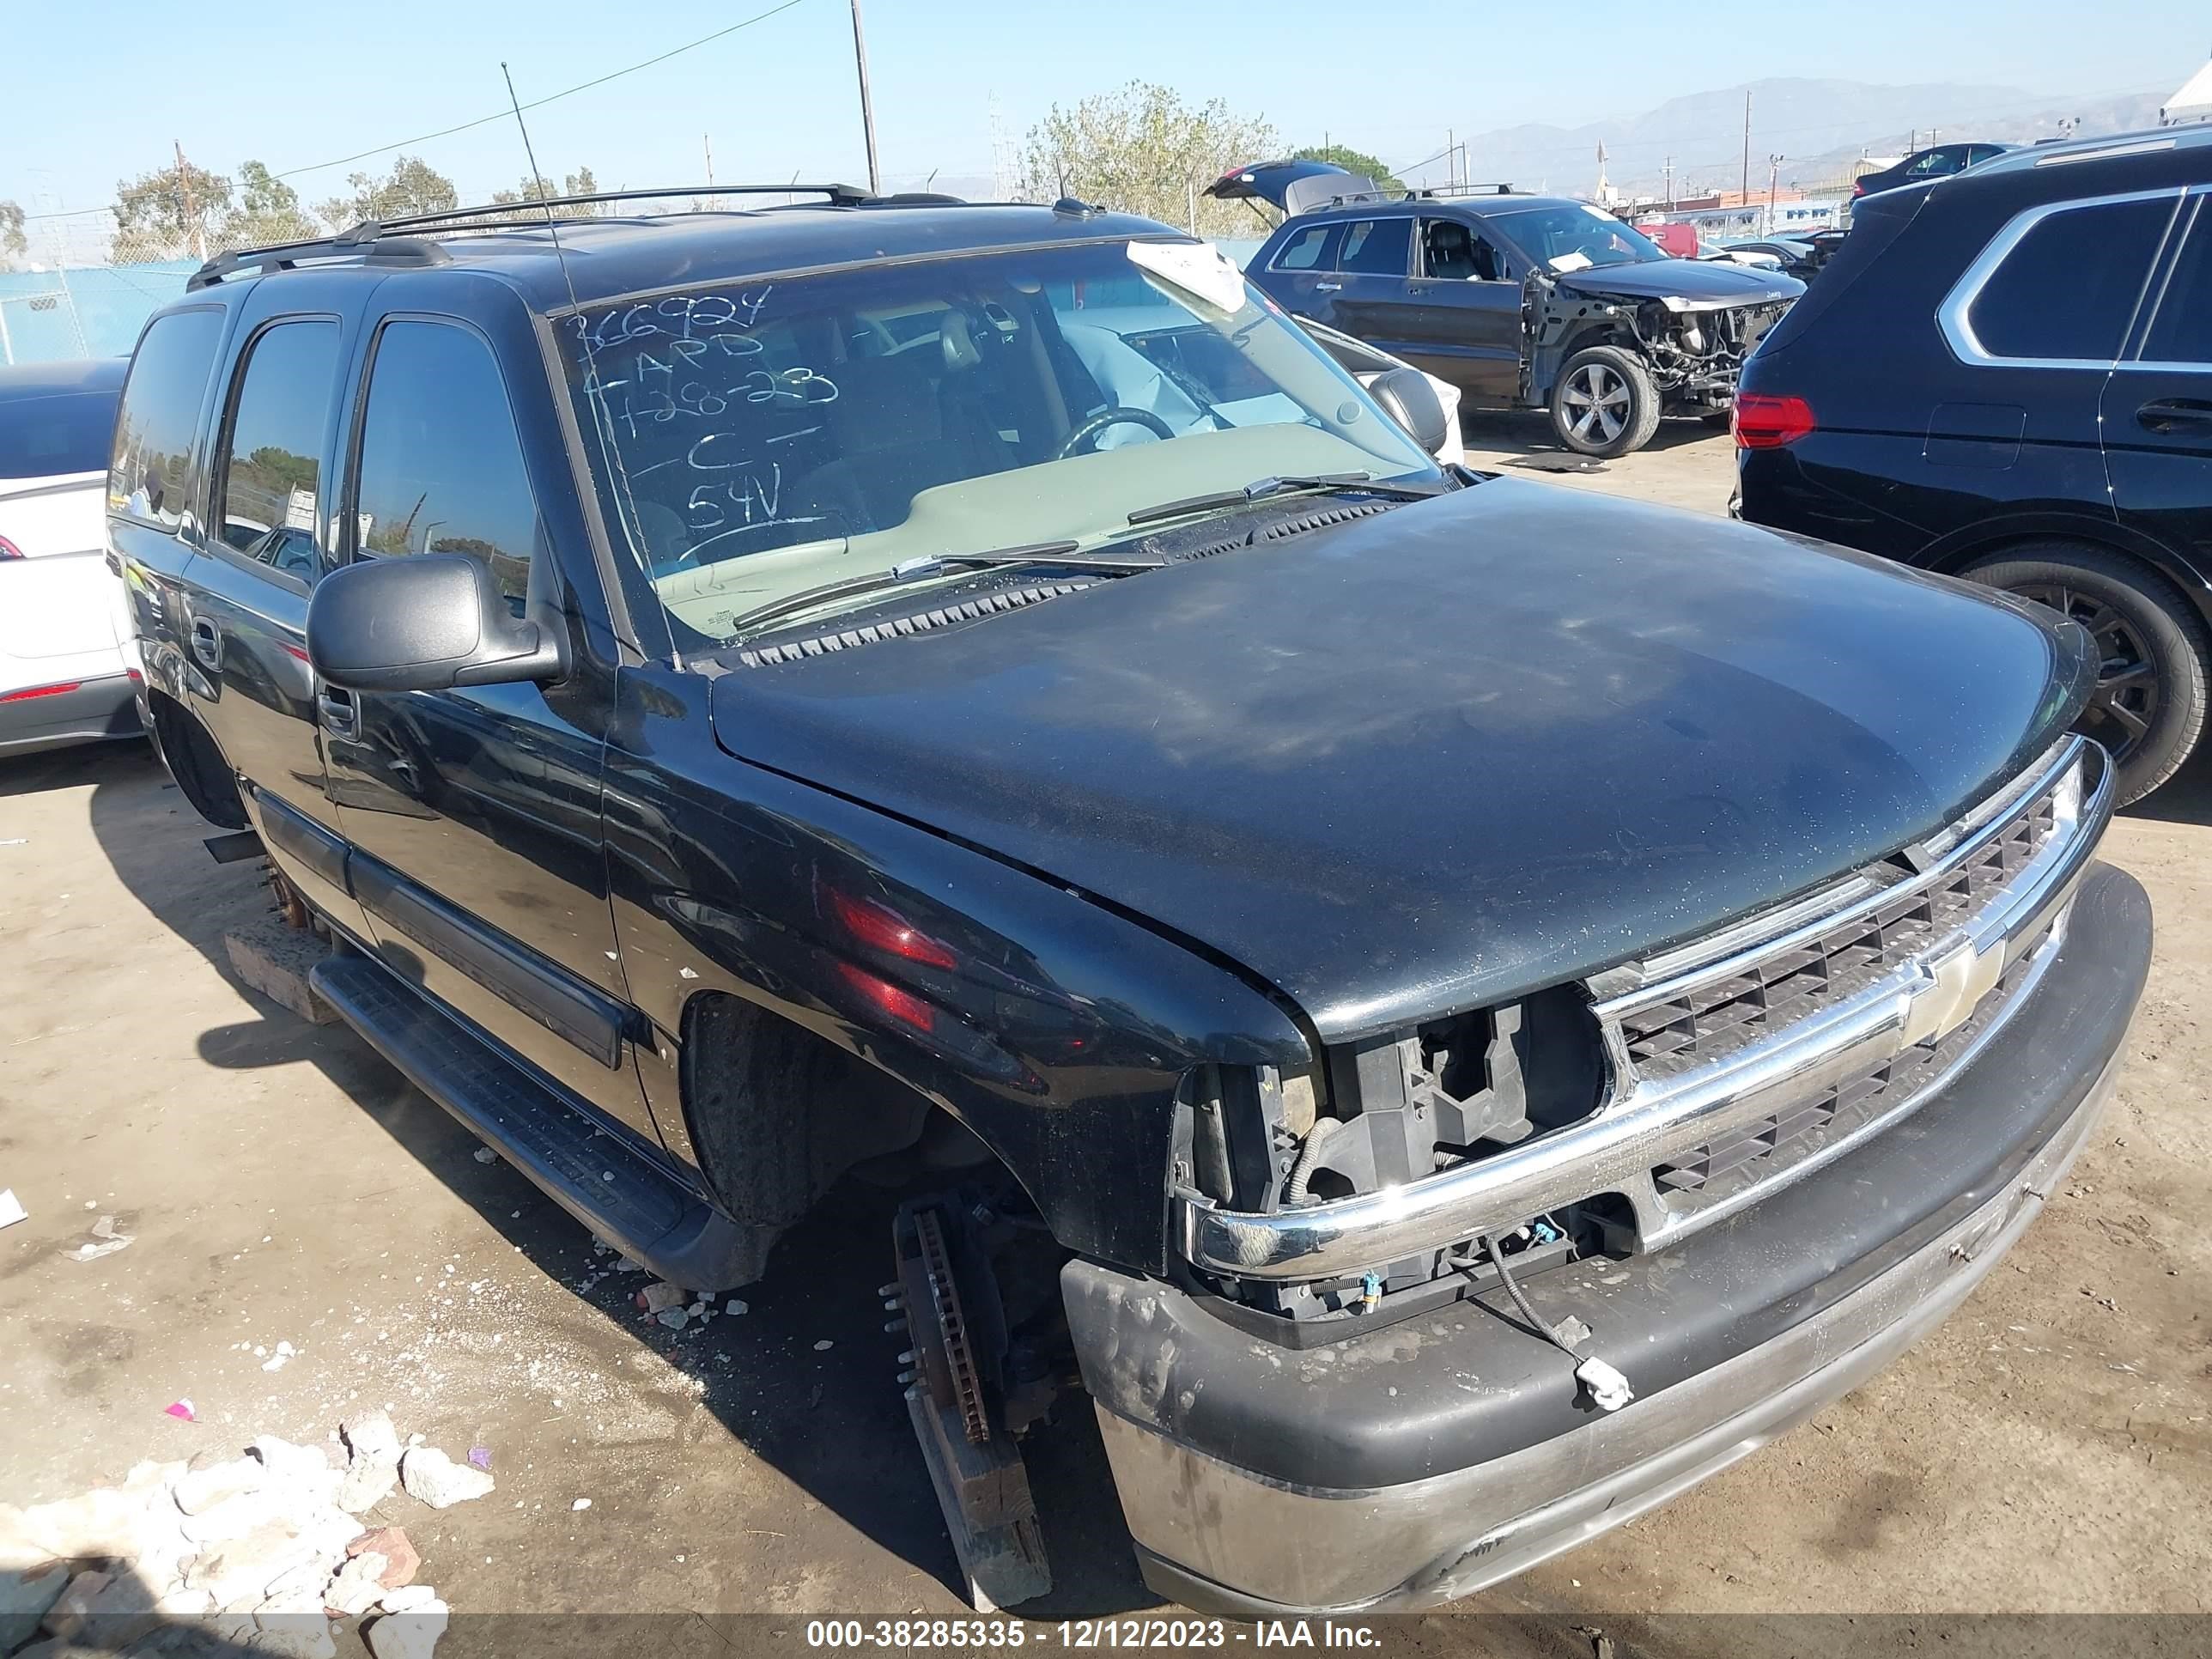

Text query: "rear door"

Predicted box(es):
[1398, 215, 1523, 400]
[0, 380, 126, 700]
[1255, 220, 1346, 327]
[182, 279, 367, 933]
[1319, 215, 1416, 349]
[2104, 188, 2212, 579]
[320, 293, 654, 1139]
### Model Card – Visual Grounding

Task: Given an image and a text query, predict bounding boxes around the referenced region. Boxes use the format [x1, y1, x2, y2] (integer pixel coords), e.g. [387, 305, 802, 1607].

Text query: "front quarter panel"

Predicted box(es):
[603, 665, 1313, 1273]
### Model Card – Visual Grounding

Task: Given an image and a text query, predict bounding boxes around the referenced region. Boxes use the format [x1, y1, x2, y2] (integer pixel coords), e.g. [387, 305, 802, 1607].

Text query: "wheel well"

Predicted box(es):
[679, 990, 1012, 1231]
[147, 690, 248, 830]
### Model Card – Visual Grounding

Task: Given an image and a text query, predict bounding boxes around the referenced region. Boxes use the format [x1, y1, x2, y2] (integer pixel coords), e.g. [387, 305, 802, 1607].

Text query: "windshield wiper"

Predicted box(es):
[720, 540, 1164, 637]
[1125, 472, 1449, 527]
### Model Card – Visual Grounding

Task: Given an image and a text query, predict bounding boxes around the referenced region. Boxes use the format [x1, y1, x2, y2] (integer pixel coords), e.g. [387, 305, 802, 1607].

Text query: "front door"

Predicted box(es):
[183, 287, 368, 934]
[320, 305, 654, 1139]
[1399, 217, 1523, 402]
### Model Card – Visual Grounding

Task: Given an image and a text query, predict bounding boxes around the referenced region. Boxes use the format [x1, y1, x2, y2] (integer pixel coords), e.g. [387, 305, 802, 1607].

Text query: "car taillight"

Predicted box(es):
[0, 536, 22, 560]
[1851, 180, 1865, 197]
[1734, 392, 1817, 449]
[1, 680, 83, 702]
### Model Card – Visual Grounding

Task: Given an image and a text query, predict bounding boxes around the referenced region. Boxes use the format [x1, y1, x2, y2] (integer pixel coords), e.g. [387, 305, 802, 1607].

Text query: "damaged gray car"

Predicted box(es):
[1220, 161, 1803, 457]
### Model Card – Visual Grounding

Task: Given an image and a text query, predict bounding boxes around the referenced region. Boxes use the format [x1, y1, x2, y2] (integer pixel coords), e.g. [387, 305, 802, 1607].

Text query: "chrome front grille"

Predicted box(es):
[1651, 918, 2051, 1206]
[1622, 787, 2058, 1080]
[1173, 737, 2106, 1285]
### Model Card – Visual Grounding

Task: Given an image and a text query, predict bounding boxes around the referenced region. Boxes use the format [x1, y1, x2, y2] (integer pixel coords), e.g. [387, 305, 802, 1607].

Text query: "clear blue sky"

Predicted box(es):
[5, 0, 2206, 228]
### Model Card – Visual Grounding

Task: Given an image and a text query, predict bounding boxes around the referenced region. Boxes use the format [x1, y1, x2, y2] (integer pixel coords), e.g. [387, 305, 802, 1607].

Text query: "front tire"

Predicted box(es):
[1549, 345, 1661, 459]
[1960, 541, 2211, 805]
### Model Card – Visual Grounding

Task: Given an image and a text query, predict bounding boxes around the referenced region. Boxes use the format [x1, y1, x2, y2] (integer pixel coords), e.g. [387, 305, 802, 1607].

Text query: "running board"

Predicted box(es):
[311, 952, 760, 1291]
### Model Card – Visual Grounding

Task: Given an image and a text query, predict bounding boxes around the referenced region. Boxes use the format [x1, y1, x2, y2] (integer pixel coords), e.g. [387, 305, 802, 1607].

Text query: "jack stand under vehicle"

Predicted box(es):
[890, 1190, 1059, 1609]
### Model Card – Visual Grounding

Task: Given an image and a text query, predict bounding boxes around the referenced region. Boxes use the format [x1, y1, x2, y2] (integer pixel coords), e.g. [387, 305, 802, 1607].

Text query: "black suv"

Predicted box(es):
[1851, 142, 2015, 200]
[114, 185, 2146, 1617]
[1217, 161, 1802, 458]
[1737, 126, 2212, 804]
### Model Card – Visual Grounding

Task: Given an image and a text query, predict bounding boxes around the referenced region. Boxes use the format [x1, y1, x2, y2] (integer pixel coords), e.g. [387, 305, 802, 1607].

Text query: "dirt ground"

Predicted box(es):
[3, 411, 2207, 1643]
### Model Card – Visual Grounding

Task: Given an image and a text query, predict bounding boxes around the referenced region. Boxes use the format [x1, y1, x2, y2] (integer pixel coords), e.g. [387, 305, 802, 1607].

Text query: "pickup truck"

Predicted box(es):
[114, 186, 2149, 1617]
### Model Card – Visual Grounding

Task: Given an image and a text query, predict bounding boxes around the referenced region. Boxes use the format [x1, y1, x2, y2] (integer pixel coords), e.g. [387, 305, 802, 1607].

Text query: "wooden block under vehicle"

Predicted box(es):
[223, 919, 339, 1025]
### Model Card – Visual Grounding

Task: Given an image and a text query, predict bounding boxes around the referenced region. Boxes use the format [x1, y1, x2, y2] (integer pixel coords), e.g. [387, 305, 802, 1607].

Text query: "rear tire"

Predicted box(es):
[1549, 345, 1662, 459]
[1960, 541, 2210, 805]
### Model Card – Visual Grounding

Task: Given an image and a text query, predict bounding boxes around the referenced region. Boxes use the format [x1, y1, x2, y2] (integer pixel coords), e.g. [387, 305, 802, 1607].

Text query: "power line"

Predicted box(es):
[16, 0, 814, 224]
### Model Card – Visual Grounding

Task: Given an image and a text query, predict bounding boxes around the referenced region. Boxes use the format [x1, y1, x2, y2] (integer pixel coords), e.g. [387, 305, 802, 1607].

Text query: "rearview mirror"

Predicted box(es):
[307, 554, 565, 694]
[1367, 367, 1450, 457]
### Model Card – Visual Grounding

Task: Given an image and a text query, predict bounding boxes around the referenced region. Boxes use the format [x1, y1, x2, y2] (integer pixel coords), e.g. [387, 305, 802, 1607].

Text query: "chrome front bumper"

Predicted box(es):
[1078, 858, 2148, 1615]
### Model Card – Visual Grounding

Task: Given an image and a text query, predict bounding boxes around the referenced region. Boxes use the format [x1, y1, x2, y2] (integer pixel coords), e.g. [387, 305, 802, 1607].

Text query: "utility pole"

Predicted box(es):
[1765, 153, 1782, 236]
[1447, 129, 1456, 191]
[174, 140, 202, 262]
[703, 133, 714, 188]
[1663, 154, 1674, 210]
[849, 0, 881, 195]
[1740, 91, 1752, 208]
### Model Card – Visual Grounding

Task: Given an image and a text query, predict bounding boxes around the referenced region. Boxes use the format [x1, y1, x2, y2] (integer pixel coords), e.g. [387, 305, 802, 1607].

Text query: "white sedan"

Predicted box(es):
[0, 359, 142, 758]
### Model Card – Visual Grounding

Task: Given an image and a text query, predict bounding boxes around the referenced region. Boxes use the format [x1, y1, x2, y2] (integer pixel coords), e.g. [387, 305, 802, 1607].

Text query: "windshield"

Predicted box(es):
[556, 239, 1437, 647]
[1489, 204, 1668, 271]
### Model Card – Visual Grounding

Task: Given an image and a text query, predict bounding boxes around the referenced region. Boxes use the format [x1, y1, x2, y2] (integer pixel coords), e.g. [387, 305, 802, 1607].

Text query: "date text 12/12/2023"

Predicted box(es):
[801, 1620, 1384, 1649]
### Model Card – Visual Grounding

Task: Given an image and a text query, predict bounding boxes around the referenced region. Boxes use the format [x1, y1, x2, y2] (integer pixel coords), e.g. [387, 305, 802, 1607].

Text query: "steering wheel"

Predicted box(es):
[1056, 406, 1176, 459]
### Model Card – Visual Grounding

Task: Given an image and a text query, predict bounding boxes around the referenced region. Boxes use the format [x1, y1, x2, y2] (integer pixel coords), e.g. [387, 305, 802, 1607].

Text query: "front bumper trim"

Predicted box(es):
[1103, 1033, 2124, 1616]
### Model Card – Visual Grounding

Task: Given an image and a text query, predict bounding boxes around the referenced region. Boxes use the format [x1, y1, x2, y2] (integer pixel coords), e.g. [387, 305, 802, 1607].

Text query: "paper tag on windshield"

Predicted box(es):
[1127, 240, 1248, 315]
[1548, 251, 1593, 273]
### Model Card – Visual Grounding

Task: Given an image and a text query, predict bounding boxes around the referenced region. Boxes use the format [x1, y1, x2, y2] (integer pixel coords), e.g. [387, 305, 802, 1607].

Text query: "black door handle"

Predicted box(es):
[189, 617, 222, 672]
[317, 686, 357, 738]
[2136, 398, 2212, 433]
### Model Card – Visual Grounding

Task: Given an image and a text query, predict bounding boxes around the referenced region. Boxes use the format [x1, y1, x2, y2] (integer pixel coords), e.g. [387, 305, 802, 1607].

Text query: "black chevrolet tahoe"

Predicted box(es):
[112, 185, 2149, 1616]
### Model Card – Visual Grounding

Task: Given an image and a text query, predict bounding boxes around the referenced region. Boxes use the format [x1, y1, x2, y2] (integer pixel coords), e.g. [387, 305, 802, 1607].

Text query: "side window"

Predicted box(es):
[354, 321, 538, 607]
[1966, 196, 2176, 362]
[1420, 219, 1504, 282]
[217, 320, 341, 568]
[1906, 149, 1948, 176]
[1335, 218, 1410, 277]
[2142, 201, 2212, 364]
[1273, 224, 1340, 272]
[110, 308, 225, 530]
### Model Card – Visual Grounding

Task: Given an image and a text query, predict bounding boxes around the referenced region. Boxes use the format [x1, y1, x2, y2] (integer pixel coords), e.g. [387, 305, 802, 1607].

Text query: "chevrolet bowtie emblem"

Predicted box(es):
[1900, 936, 2008, 1048]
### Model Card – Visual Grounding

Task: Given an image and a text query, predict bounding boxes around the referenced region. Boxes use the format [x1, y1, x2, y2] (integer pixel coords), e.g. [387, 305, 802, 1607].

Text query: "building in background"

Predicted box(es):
[2162, 60, 2212, 125]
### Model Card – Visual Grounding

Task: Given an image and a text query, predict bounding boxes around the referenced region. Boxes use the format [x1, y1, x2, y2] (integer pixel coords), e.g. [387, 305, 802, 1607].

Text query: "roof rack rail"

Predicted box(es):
[186, 232, 450, 291]
[374, 182, 877, 231]
[1412, 182, 1518, 199]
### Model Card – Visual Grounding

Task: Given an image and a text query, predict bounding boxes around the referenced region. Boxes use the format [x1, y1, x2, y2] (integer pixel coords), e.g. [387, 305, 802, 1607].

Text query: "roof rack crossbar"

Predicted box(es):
[186, 234, 450, 291]
[373, 182, 876, 232]
[1413, 182, 1518, 199]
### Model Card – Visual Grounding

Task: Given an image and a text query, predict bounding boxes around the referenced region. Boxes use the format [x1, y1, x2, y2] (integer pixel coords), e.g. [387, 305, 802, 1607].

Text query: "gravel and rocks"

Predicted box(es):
[0, 1412, 487, 1659]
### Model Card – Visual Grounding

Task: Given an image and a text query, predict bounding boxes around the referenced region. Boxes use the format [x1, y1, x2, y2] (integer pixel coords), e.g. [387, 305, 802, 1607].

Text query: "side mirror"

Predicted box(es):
[1367, 367, 1450, 457]
[307, 554, 565, 694]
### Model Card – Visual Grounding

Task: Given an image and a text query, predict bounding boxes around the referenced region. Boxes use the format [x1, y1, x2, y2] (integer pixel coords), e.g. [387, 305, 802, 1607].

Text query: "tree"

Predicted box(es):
[0, 199, 25, 269]
[1291, 143, 1405, 195]
[1018, 82, 1275, 238]
[113, 158, 233, 262]
[215, 162, 319, 252]
[489, 166, 602, 216]
[316, 155, 459, 228]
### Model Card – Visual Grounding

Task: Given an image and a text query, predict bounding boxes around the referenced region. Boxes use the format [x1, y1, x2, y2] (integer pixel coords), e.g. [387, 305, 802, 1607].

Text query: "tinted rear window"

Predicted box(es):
[0, 388, 120, 480]
[2142, 200, 2212, 364]
[1968, 196, 2174, 362]
[111, 308, 227, 529]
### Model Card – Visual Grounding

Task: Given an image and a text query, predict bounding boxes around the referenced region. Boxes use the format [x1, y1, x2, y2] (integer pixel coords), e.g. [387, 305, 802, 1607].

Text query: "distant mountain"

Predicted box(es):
[1420, 77, 2165, 199]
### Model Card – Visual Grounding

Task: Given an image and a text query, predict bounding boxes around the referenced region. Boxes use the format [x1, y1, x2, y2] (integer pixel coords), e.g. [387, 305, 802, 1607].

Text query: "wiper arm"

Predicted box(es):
[721, 540, 1163, 636]
[1126, 472, 1448, 527]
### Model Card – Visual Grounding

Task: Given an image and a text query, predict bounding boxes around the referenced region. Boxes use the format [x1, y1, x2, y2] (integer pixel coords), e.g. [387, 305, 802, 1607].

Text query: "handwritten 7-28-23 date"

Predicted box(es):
[802, 1620, 1384, 1649]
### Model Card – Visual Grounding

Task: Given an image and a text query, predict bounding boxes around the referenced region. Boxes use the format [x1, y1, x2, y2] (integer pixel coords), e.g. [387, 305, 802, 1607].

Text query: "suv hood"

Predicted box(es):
[708, 480, 2090, 1042]
[1553, 258, 1803, 307]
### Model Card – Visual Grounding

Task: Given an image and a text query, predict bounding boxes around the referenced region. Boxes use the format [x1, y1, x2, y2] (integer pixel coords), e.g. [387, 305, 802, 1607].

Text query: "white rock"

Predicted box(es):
[156, 1584, 216, 1617]
[324, 1552, 390, 1617]
[179, 1486, 291, 1547]
[175, 1456, 268, 1516]
[366, 1601, 448, 1659]
[639, 1281, 687, 1315]
[379, 1584, 439, 1614]
[248, 1436, 336, 1487]
[183, 1521, 319, 1608]
[570, 1498, 591, 1512]
[16, 1489, 140, 1559]
[337, 1454, 399, 1515]
[655, 1308, 690, 1331]
[398, 1449, 494, 1510]
[252, 1616, 340, 1659]
[36, 1567, 110, 1643]
[342, 1411, 402, 1462]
